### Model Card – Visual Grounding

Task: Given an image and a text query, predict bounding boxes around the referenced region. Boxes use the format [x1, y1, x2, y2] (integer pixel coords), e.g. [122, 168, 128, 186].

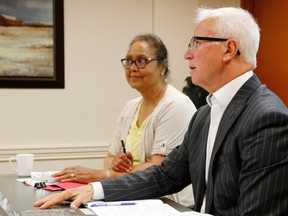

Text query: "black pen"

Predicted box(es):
[121, 140, 126, 154]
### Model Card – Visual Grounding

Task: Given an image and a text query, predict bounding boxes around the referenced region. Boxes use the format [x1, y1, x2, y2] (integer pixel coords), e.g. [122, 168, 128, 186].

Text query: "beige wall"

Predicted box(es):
[198, 0, 240, 7]
[0, 0, 239, 174]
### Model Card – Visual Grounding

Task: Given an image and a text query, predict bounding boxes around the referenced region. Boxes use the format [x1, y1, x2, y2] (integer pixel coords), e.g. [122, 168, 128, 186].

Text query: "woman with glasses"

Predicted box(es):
[52, 33, 196, 207]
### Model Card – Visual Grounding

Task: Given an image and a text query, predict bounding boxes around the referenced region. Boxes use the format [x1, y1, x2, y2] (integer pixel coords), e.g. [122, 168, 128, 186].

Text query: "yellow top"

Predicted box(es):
[125, 101, 150, 165]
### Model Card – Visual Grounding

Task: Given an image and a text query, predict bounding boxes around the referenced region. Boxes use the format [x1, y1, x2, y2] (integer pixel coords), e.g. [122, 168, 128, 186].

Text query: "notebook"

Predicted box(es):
[0, 192, 96, 216]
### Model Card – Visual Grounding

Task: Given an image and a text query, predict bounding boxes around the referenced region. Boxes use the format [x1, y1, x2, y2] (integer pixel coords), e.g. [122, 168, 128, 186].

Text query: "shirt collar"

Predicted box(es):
[207, 71, 253, 109]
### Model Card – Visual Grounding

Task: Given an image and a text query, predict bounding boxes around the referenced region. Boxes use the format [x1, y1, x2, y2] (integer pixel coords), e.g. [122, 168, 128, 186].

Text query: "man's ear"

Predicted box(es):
[223, 39, 239, 62]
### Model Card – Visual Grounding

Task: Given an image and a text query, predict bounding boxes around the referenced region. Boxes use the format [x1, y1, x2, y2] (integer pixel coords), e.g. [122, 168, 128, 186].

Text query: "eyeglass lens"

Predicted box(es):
[122, 58, 147, 69]
[121, 58, 165, 69]
[188, 36, 228, 48]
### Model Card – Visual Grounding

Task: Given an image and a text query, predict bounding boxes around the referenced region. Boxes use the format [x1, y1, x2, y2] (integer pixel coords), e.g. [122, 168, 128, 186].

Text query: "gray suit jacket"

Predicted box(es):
[101, 74, 288, 216]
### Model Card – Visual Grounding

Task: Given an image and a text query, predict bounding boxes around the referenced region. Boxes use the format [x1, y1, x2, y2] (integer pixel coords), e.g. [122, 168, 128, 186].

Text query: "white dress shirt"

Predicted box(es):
[200, 71, 253, 213]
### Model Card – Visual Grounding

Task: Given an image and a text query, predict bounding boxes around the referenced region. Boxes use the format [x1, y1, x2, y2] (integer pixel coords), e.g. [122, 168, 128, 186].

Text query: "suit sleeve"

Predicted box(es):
[99, 130, 193, 201]
[238, 109, 288, 215]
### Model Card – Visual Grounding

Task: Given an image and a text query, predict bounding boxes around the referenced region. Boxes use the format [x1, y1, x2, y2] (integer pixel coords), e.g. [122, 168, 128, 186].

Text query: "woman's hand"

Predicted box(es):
[34, 185, 94, 209]
[52, 166, 106, 183]
[111, 151, 133, 173]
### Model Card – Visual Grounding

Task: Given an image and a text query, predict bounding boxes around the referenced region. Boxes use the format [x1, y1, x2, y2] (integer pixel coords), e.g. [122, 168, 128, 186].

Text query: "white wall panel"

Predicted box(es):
[0, 0, 239, 174]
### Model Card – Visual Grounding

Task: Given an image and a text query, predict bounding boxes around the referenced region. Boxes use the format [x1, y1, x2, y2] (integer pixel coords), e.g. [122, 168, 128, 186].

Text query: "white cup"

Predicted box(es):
[9, 154, 34, 177]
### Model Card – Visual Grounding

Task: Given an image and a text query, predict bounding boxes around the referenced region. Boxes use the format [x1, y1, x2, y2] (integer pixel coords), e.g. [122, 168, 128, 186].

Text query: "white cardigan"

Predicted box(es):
[108, 84, 196, 161]
[108, 84, 196, 206]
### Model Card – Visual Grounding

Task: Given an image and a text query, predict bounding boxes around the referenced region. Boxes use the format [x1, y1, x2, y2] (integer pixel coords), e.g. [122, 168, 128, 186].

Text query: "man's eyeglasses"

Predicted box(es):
[121, 57, 165, 69]
[188, 36, 240, 55]
[188, 36, 228, 49]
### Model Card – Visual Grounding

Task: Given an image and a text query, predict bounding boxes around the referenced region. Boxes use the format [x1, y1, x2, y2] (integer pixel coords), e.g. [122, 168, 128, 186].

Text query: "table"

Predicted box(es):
[0, 174, 192, 212]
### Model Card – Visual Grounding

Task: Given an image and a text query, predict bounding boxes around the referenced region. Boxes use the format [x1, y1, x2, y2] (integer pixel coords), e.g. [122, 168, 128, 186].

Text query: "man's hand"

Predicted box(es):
[33, 185, 94, 209]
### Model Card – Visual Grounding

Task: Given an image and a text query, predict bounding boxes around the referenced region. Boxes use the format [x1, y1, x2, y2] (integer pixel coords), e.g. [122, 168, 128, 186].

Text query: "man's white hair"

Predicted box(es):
[196, 7, 260, 68]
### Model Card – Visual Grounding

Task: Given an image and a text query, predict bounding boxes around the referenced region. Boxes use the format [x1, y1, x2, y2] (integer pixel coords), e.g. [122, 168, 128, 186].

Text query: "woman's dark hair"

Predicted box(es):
[129, 33, 170, 77]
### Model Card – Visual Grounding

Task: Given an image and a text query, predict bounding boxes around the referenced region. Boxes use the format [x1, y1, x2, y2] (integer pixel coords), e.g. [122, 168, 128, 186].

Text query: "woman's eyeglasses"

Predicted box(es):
[121, 57, 166, 69]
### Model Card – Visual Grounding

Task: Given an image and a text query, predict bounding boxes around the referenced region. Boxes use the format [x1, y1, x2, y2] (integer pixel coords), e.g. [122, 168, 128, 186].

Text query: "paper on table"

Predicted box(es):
[17, 177, 86, 191]
[90, 203, 181, 216]
[84, 199, 163, 208]
[180, 211, 214, 216]
[88, 199, 212, 216]
[31, 171, 59, 183]
[17, 171, 59, 185]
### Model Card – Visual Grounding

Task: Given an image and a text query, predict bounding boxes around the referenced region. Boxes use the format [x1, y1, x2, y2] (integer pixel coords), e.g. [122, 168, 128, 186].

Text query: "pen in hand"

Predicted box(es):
[121, 140, 126, 154]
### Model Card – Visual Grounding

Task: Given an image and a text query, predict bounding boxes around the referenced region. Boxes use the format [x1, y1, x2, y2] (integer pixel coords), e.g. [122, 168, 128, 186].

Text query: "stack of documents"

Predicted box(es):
[17, 172, 86, 191]
[86, 199, 213, 216]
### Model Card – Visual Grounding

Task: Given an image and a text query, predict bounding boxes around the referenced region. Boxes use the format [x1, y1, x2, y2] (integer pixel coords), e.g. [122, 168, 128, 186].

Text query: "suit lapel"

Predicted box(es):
[205, 74, 262, 211]
[210, 74, 261, 163]
[189, 105, 211, 211]
[199, 109, 211, 203]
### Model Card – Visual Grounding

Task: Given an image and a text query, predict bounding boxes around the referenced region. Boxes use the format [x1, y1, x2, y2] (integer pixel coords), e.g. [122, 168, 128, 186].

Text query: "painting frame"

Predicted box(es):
[0, 0, 64, 88]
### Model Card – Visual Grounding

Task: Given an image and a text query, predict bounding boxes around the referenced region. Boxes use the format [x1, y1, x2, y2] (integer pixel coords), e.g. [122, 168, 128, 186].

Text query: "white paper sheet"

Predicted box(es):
[91, 203, 181, 216]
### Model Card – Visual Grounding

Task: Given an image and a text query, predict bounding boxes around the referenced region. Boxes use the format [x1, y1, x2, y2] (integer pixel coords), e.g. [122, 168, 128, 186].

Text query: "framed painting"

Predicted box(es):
[0, 0, 64, 88]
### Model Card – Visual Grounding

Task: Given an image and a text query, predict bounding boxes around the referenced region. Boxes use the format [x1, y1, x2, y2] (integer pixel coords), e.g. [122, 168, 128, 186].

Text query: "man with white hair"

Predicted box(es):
[35, 7, 288, 216]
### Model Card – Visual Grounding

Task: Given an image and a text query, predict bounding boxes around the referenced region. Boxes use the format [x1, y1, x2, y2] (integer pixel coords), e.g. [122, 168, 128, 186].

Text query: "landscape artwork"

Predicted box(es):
[0, 0, 54, 77]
